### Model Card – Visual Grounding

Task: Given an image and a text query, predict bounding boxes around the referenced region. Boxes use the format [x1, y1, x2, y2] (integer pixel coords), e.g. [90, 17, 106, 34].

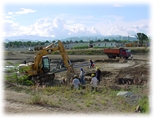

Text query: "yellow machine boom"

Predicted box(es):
[19, 40, 75, 85]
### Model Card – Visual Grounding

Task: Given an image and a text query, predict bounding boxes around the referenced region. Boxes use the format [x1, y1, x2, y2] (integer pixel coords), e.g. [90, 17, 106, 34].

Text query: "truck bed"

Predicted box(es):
[103, 48, 120, 54]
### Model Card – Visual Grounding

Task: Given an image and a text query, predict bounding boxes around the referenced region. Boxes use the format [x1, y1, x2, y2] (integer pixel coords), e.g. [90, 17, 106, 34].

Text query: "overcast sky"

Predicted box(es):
[1, 0, 152, 38]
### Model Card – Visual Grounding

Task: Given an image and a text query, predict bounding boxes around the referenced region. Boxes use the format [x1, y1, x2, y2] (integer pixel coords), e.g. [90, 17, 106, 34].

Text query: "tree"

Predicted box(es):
[52, 40, 56, 44]
[45, 40, 50, 43]
[103, 39, 110, 42]
[66, 40, 69, 44]
[27, 41, 32, 47]
[89, 40, 93, 43]
[135, 33, 149, 46]
[79, 40, 83, 43]
[97, 39, 101, 42]
[110, 39, 118, 43]
[62, 41, 66, 44]
[75, 41, 79, 43]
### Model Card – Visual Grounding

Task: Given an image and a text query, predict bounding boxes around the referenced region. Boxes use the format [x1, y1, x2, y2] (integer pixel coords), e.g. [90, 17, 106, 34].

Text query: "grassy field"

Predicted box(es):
[5, 81, 149, 114]
[16, 47, 150, 55]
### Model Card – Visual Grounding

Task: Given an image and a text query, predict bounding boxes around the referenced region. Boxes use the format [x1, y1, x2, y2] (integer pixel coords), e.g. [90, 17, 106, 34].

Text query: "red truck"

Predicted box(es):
[103, 48, 132, 59]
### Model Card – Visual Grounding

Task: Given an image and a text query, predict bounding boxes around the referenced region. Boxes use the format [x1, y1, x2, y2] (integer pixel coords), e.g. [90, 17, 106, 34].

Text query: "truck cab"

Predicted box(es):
[120, 48, 131, 59]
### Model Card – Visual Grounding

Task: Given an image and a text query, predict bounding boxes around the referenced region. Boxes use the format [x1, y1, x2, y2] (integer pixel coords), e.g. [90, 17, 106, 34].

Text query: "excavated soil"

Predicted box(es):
[3, 51, 150, 115]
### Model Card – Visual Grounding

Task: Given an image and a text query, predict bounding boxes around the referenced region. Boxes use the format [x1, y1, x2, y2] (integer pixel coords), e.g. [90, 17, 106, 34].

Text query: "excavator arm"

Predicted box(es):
[33, 40, 74, 78]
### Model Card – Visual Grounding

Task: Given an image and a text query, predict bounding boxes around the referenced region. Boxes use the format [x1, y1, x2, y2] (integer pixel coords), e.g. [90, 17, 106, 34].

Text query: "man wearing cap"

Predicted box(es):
[90, 73, 98, 92]
[72, 75, 81, 90]
[79, 68, 86, 85]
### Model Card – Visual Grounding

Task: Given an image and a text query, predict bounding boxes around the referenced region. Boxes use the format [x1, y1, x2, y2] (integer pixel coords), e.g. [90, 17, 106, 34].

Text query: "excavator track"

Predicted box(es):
[30, 73, 55, 86]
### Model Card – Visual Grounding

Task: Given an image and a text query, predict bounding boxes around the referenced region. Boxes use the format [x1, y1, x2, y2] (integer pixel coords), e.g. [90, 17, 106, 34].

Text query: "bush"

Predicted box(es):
[68, 50, 75, 55]
[86, 52, 93, 55]
[30, 93, 43, 105]
[4, 62, 34, 86]
[18, 75, 34, 86]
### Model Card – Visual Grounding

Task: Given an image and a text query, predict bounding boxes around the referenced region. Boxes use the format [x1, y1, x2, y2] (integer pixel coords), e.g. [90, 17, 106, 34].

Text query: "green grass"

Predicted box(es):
[138, 96, 149, 113]
[30, 93, 43, 105]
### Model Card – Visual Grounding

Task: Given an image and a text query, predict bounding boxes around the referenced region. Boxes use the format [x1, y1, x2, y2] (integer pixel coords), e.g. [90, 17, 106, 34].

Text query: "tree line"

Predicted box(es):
[4, 33, 150, 48]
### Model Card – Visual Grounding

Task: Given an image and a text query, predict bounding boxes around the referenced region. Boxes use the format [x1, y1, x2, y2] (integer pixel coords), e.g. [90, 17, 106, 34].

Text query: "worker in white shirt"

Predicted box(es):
[90, 73, 98, 92]
[72, 75, 81, 90]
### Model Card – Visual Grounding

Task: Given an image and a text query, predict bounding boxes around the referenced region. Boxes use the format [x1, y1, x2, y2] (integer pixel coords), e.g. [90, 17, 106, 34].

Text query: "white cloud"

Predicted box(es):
[4, 8, 36, 20]
[15, 8, 36, 15]
[53, 17, 66, 28]
[3, 20, 30, 36]
[3, 16, 150, 38]
[91, 27, 101, 34]
[113, 4, 123, 7]
[94, 17, 149, 36]
[3, 20, 20, 35]
[8, 12, 13, 15]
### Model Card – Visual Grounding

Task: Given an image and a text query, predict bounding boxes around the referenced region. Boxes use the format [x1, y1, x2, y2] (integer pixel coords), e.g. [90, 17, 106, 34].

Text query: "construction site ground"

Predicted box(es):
[3, 51, 151, 116]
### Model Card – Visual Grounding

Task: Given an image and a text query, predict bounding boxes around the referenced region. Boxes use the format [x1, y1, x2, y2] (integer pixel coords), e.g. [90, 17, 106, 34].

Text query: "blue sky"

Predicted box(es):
[2, 0, 151, 38]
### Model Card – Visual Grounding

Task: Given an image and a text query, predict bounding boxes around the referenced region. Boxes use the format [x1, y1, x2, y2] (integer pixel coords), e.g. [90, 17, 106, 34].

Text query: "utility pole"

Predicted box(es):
[128, 33, 130, 42]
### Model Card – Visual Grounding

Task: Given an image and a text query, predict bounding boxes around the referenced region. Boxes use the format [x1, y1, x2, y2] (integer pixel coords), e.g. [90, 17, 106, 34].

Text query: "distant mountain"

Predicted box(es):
[65, 35, 138, 42]
[4, 35, 55, 42]
[4, 35, 138, 42]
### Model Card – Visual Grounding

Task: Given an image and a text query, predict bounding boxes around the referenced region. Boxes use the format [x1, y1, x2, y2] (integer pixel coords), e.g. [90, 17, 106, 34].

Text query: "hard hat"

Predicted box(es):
[74, 75, 78, 78]
[91, 74, 95, 77]
[96, 67, 99, 70]
[80, 68, 83, 71]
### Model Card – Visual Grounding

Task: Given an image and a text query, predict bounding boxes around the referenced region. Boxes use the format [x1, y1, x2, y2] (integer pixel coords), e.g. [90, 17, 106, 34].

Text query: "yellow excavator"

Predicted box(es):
[19, 40, 75, 85]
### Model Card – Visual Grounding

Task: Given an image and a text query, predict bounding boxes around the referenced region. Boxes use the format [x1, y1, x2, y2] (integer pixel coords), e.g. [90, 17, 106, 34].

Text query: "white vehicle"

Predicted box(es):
[29, 47, 34, 51]
[4, 66, 19, 72]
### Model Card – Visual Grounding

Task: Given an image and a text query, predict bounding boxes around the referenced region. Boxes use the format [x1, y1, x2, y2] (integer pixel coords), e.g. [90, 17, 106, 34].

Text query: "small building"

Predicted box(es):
[92, 41, 124, 48]
[92, 41, 116, 48]
[64, 42, 89, 49]
[63, 41, 123, 49]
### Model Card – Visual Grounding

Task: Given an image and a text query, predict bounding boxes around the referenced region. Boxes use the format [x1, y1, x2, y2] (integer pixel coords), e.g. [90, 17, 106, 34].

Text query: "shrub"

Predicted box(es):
[31, 93, 42, 105]
[86, 51, 93, 55]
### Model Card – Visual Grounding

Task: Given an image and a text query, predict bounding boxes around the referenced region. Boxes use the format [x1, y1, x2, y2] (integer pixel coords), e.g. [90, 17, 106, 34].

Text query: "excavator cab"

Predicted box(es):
[42, 56, 50, 74]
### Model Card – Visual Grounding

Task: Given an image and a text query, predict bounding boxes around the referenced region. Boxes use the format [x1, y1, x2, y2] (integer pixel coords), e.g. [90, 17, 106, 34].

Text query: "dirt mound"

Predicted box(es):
[115, 63, 149, 85]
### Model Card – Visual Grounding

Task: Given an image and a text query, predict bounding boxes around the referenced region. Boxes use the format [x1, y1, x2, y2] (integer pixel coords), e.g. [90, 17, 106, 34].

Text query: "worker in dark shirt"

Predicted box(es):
[89, 59, 94, 68]
[96, 67, 101, 84]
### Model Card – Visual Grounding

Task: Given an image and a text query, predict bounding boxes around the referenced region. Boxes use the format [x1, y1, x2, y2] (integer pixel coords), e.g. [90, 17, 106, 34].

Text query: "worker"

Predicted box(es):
[79, 68, 86, 85]
[60, 77, 67, 85]
[89, 59, 94, 68]
[24, 60, 26, 64]
[72, 75, 81, 90]
[90, 73, 98, 92]
[96, 67, 101, 84]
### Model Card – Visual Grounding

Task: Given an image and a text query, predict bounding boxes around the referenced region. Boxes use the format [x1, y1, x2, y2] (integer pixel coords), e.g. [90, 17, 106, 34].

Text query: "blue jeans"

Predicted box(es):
[80, 76, 86, 85]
